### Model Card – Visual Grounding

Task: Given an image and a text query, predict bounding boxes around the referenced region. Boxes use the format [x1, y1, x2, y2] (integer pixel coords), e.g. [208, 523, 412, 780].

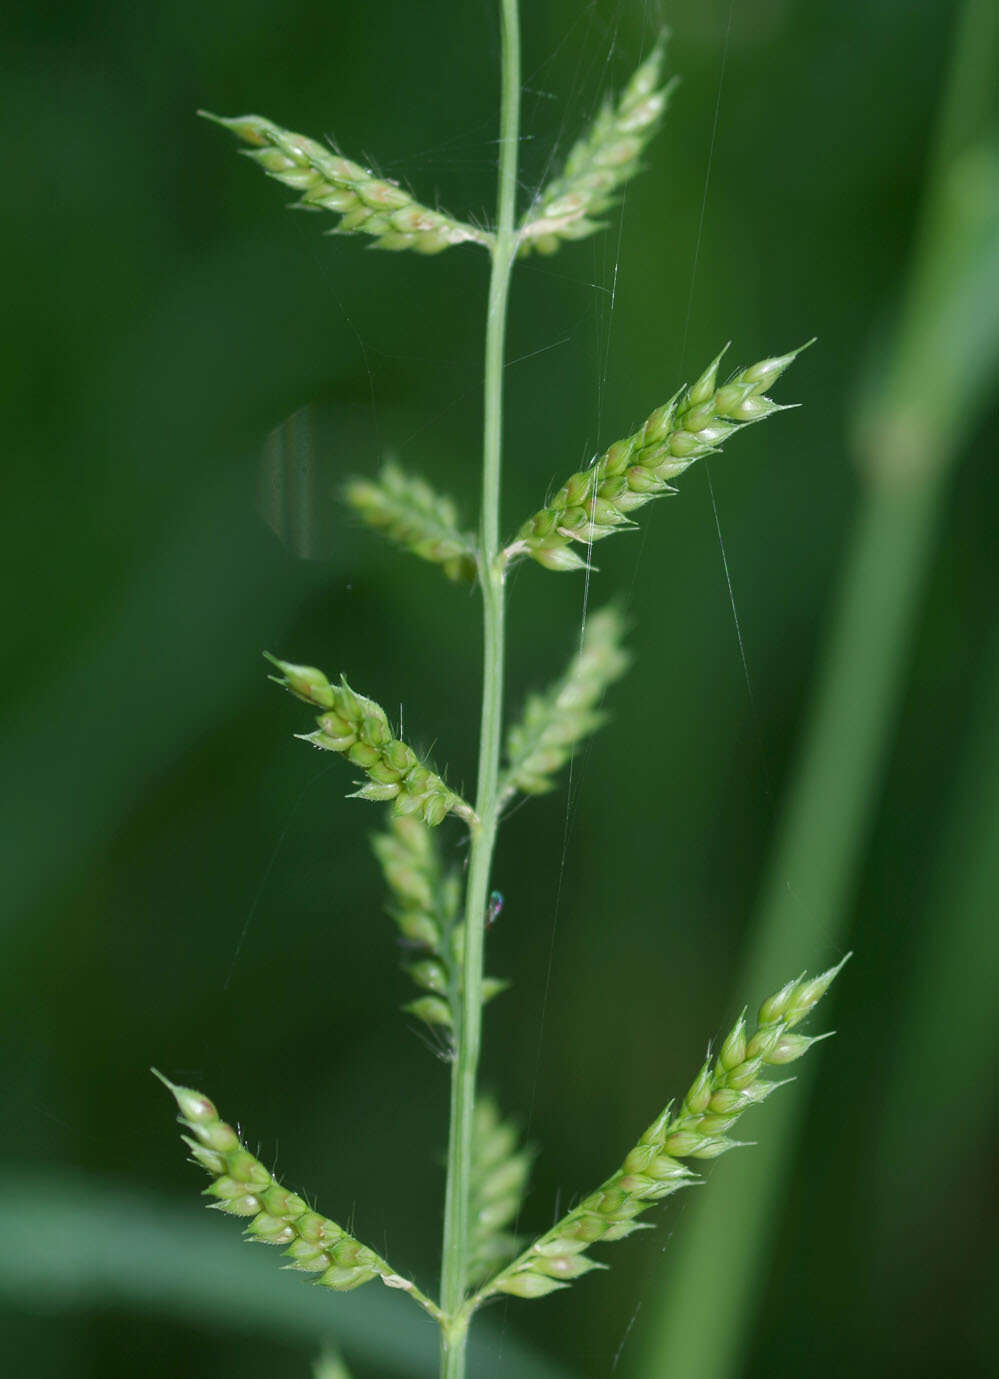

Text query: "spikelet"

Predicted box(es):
[203, 112, 491, 255]
[266, 657, 476, 829]
[155, 1073, 438, 1316]
[474, 958, 848, 1302]
[373, 815, 508, 1030]
[345, 462, 477, 583]
[501, 604, 630, 798]
[520, 36, 676, 255]
[508, 343, 809, 572]
[468, 1098, 533, 1288]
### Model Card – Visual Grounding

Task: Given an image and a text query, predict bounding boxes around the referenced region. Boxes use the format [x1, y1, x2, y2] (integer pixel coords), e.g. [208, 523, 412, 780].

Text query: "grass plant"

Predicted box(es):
[157, 6, 847, 1377]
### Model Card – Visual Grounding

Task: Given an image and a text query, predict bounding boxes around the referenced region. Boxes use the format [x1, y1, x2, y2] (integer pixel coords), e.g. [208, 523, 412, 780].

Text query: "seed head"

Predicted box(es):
[501, 604, 630, 798]
[472, 957, 846, 1306]
[468, 1098, 534, 1288]
[154, 1071, 425, 1301]
[520, 35, 676, 255]
[345, 462, 477, 583]
[202, 111, 491, 256]
[371, 816, 505, 1032]
[509, 342, 811, 573]
[266, 656, 476, 829]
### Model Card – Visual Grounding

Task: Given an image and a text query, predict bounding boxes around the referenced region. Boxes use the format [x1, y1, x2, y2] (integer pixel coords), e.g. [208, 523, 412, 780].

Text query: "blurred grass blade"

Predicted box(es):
[313, 1348, 354, 1379]
[871, 624, 999, 1305]
[633, 2, 999, 1376]
[0, 1173, 576, 1379]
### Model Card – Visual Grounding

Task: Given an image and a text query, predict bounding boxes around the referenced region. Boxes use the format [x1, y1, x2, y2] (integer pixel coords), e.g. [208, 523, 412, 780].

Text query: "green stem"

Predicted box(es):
[439, 2, 521, 1376]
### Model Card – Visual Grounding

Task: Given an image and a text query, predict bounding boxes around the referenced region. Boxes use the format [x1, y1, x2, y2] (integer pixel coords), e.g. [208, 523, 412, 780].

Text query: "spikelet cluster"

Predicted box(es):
[267, 657, 475, 828]
[373, 815, 507, 1030]
[477, 958, 847, 1302]
[345, 462, 477, 583]
[203, 112, 490, 255]
[510, 344, 808, 572]
[501, 604, 629, 798]
[156, 1074, 420, 1299]
[520, 38, 675, 255]
[372, 815, 462, 1028]
[468, 1099, 533, 1288]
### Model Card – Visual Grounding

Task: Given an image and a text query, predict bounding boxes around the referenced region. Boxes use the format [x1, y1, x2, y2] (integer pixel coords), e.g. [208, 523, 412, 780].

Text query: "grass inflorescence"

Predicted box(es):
[160, 11, 837, 1379]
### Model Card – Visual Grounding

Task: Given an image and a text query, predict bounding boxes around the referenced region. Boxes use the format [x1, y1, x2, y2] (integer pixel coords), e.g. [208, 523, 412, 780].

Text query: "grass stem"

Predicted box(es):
[439, 3, 521, 1375]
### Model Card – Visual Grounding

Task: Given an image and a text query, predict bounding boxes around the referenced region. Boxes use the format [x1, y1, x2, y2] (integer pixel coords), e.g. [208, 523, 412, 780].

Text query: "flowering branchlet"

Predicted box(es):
[520, 36, 676, 255]
[501, 604, 630, 798]
[266, 656, 476, 828]
[474, 958, 848, 1303]
[508, 343, 809, 572]
[372, 817, 508, 1031]
[346, 462, 477, 583]
[155, 1073, 440, 1317]
[468, 1098, 533, 1288]
[202, 111, 492, 255]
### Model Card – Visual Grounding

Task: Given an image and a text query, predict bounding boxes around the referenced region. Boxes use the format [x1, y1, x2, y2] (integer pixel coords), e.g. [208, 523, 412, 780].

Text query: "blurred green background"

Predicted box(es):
[2, 1, 996, 1376]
